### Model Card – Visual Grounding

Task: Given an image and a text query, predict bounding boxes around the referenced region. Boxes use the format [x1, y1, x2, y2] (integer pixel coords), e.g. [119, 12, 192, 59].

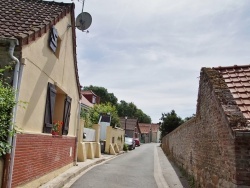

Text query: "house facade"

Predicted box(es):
[120, 118, 140, 138]
[161, 65, 250, 187]
[151, 124, 160, 143]
[138, 123, 151, 143]
[138, 123, 160, 143]
[0, 1, 81, 187]
[82, 90, 100, 105]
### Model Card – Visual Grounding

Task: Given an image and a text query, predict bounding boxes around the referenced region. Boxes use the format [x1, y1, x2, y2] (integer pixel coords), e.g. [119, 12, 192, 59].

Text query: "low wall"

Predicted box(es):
[77, 121, 101, 162]
[105, 126, 124, 154]
[12, 133, 76, 187]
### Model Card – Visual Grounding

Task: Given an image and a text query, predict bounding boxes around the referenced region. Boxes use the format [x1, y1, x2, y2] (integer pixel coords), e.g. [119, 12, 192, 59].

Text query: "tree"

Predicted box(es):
[183, 114, 196, 122]
[83, 85, 152, 123]
[83, 85, 118, 106]
[117, 100, 137, 118]
[135, 109, 151, 123]
[117, 100, 151, 123]
[159, 110, 183, 140]
[88, 103, 120, 127]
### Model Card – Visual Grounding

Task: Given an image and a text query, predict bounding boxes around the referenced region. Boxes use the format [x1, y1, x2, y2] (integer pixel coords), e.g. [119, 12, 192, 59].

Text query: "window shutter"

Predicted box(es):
[62, 95, 72, 135]
[43, 83, 57, 133]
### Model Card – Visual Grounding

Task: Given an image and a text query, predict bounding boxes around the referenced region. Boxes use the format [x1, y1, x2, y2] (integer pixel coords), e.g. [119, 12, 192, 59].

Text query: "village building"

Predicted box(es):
[0, 0, 81, 187]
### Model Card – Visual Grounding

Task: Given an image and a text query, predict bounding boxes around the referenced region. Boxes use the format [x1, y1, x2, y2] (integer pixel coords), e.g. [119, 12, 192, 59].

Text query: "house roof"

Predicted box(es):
[201, 65, 250, 131]
[82, 90, 98, 96]
[138, 123, 151, 134]
[120, 118, 138, 131]
[151, 124, 160, 132]
[0, 0, 71, 44]
[80, 95, 93, 108]
[138, 123, 159, 133]
[0, 0, 82, 99]
[213, 65, 250, 123]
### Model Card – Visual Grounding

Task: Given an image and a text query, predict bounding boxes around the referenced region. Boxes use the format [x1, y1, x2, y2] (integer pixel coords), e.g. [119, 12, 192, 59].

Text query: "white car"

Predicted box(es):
[125, 137, 135, 150]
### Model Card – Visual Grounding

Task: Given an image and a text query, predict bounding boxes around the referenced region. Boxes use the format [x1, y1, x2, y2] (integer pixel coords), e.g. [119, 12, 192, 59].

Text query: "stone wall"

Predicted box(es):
[161, 68, 250, 188]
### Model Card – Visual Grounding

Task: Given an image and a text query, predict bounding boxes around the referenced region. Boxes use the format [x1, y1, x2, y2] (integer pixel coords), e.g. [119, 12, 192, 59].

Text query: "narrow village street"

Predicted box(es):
[65, 143, 189, 188]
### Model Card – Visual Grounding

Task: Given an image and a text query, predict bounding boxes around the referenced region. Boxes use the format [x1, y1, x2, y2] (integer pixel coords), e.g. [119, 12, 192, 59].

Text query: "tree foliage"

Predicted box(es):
[83, 85, 152, 123]
[0, 79, 15, 156]
[83, 85, 118, 106]
[183, 114, 196, 122]
[117, 100, 151, 123]
[159, 110, 183, 140]
[88, 103, 120, 127]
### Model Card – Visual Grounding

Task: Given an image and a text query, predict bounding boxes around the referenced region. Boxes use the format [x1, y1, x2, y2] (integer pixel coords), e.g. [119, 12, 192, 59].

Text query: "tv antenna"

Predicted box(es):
[69, 0, 92, 32]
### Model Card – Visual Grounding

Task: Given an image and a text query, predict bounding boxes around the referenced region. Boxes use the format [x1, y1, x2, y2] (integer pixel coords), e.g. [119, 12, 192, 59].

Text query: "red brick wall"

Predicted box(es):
[161, 69, 250, 187]
[12, 133, 76, 187]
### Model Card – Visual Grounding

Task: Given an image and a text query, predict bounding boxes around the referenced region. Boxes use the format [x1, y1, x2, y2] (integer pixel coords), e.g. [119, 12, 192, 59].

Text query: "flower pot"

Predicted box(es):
[52, 131, 59, 136]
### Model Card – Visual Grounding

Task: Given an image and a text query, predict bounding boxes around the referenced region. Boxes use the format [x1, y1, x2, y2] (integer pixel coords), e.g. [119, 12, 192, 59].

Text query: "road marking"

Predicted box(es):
[154, 146, 169, 188]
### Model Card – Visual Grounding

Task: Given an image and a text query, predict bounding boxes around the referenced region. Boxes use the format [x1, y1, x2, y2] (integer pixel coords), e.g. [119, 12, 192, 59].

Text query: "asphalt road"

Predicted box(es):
[70, 143, 160, 188]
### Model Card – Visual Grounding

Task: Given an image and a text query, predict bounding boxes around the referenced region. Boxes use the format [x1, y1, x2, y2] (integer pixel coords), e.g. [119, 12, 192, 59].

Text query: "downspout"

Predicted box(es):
[5, 38, 24, 188]
[8, 39, 20, 149]
[8, 43, 24, 188]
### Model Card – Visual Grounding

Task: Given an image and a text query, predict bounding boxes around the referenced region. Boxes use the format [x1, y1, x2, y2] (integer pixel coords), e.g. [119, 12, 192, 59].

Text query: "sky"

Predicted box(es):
[49, 0, 250, 123]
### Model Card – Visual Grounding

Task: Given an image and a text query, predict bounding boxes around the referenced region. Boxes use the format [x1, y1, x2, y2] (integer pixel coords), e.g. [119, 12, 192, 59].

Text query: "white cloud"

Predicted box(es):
[50, 0, 250, 122]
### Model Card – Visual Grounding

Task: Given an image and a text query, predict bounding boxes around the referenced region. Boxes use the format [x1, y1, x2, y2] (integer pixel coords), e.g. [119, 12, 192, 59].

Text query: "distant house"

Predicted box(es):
[80, 94, 94, 110]
[151, 124, 160, 143]
[120, 118, 140, 138]
[0, 0, 81, 187]
[138, 123, 151, 143]
[161, 65, 250, 187]
[137, 123, 160, 143]
[82, 90, 100, 105]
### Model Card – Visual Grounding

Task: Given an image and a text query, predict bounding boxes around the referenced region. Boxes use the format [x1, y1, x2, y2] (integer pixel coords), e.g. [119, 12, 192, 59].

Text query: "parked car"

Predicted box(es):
[125, 137, 135, 150]
[134, 138, 140, 146]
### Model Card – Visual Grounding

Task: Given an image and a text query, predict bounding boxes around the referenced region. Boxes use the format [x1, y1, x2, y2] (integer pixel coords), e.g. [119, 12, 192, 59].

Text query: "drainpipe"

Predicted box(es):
[8, 40, 24, 188]
[2, 38, 23, 188]
[8, 39, 20, 149]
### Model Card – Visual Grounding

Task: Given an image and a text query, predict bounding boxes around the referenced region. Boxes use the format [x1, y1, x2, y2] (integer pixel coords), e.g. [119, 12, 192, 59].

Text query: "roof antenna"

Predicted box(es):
[69, 0, 92, 33]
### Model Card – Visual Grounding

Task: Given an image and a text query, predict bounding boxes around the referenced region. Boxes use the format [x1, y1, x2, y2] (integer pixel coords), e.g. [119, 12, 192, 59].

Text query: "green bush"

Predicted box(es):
[123, 144, 128, 151]
[88, 103, 120, 127]
[0, 79, 16, 156]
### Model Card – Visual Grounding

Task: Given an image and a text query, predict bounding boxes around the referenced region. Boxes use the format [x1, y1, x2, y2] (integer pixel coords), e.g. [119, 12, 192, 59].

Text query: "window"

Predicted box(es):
[92, 96, 96, 104]
[43, 82, 72, 135]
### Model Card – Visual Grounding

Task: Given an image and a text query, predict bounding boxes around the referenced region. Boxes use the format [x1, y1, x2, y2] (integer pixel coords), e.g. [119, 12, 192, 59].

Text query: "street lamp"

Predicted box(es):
[124, 116, 127, 137]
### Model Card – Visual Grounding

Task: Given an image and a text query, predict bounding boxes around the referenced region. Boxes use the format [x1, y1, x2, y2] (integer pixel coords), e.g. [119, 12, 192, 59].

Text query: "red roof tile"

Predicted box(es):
[0, 0, 82, 99]
[213, 65, 250, 126]
[138, 123, 159, 134]
[0, 0, 72, 45]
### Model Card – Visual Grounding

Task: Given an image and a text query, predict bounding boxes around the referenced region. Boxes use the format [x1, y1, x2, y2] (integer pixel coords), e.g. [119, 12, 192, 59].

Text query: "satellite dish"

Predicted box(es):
[76, 12, 92, 31]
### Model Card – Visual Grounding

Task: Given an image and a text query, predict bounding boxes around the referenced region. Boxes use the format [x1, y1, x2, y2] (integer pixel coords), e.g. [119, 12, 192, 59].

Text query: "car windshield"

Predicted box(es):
[125, 137, 133, 143]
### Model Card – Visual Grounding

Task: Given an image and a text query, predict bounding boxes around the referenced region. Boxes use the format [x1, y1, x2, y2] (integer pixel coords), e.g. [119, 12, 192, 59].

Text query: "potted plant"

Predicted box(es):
[51, 121, 63, 136]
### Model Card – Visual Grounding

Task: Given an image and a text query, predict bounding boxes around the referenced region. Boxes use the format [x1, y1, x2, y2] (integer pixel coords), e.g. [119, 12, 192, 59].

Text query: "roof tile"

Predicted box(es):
[0, 0, 71, 44]
[214, 65, 250, 125]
